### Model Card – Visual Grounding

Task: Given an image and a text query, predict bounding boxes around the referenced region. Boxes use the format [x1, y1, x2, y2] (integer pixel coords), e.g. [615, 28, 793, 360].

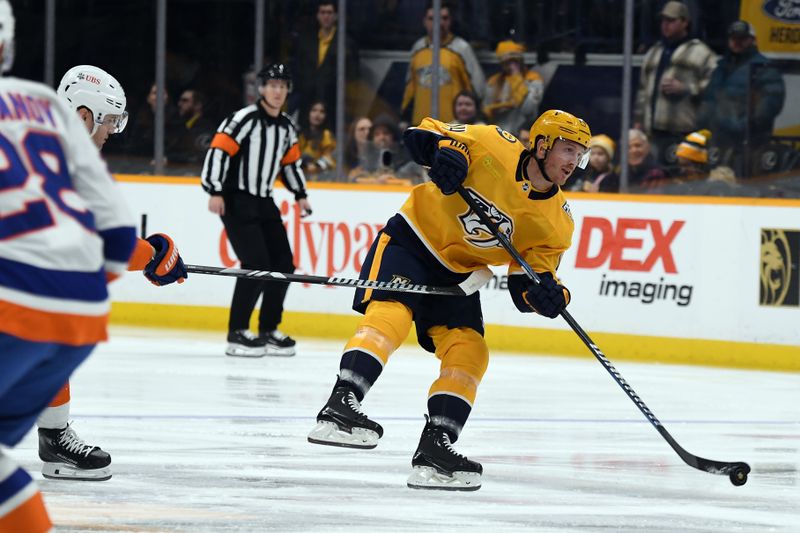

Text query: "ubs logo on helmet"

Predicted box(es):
[77, 72, 101, 85]
[458, 189, 513, 248]
[762, 0, 800, 23]
[760, 229, 799, 306]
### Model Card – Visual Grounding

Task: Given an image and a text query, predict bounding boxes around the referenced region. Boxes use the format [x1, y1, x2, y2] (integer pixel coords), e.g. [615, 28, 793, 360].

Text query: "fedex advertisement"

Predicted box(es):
[112, 178, 800, 347]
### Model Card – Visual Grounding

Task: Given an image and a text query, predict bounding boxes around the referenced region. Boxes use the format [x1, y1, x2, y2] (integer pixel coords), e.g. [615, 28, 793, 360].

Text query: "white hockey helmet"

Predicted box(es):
[0, 0, 15, 73]
[57, 65, 129, 134]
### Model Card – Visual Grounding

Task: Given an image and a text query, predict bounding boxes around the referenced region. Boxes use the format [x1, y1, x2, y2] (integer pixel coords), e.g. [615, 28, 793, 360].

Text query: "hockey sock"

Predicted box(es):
[339, 300, 412, 400]
[0, 453, 52, 533]
[37, 382, 70, 429]
[426, 326, 489, 441]
[427, 393, 472, 442]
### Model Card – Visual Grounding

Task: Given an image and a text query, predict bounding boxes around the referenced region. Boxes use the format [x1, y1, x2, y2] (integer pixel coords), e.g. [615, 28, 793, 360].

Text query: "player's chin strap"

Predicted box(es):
[531, 136, 555, 183]
[533, 152, 554, 183]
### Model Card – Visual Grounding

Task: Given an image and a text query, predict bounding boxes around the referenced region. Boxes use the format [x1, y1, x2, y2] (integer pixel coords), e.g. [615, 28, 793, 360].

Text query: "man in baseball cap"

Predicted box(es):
[697, 18, 785, 175]
[728, 20, 756, 38]
[633, 0, 714, 166]
[660, 1, 689, 20]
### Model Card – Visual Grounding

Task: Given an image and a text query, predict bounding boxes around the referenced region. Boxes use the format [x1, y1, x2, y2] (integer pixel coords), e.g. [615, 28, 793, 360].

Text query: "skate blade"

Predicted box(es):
[307, 421, 379, 449]
[406, 466, 481, 491]
[42, 462, 112, 482]
[266, 345, 296, 357]
[225, 344, 267, 357]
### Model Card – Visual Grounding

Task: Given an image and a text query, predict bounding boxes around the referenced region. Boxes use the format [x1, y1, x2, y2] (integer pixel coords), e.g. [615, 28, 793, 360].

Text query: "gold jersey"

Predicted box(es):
[399, 118, 574, 279]
[401, 35, 485, 125]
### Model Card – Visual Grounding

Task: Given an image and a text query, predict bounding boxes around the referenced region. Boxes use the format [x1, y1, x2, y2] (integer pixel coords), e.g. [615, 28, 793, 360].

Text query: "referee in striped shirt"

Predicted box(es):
[201, 63, 312, 358]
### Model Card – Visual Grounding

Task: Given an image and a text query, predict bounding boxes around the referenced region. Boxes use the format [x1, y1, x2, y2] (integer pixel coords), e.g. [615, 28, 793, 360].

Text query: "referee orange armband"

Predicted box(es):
[210, 132, 240, 157]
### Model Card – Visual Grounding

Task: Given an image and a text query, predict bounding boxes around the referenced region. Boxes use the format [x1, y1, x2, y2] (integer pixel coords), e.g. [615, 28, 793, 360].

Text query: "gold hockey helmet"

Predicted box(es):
[529, 109, 592, 168]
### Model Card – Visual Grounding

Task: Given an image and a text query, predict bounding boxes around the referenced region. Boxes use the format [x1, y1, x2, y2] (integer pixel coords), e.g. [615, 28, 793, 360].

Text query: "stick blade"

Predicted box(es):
[659, 426, 750, 485]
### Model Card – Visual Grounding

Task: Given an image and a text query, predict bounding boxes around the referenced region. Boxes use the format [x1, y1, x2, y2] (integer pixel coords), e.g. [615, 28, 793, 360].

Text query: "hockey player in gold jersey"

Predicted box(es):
[308, 110, 591, 491]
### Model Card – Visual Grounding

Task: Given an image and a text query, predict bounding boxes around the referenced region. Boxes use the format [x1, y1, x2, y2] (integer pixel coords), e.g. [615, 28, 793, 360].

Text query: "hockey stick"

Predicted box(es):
[455, 185, 750, 486]
[184, 264, 492, 297]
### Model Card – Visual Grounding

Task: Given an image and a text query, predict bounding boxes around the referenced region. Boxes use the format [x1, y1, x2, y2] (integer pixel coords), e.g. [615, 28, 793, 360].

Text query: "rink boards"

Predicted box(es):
[110, 176, 800, 371]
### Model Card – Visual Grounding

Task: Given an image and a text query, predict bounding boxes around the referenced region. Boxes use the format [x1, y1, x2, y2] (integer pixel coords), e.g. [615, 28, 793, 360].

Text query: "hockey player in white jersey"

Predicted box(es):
[0, 4, 185, 533]
[0, 0, 136, 528]
[29, 65, 188, 482]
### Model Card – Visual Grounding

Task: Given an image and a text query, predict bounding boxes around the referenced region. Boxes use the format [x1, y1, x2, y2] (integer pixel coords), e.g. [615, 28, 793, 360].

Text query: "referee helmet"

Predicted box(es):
[257, 63, 292, 92]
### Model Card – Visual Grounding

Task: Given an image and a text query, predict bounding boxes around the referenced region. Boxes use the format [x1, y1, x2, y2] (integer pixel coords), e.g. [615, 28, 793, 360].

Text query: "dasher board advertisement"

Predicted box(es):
[111, 177, 800, 349]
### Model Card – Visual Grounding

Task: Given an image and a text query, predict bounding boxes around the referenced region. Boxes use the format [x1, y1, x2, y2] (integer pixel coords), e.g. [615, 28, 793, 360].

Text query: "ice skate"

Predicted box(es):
[308, 384, 383, 449]
[38, 424, 112, 481]
[407, 416, 482, 491]
[226, 330, 267, 357]
[261, 329, 296, 357]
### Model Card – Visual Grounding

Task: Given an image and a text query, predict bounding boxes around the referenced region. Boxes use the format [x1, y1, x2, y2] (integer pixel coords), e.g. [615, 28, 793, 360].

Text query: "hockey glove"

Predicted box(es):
[143, 233, 188, 286]
[428, 139, 470, 195]
[508, 272, 570, 319]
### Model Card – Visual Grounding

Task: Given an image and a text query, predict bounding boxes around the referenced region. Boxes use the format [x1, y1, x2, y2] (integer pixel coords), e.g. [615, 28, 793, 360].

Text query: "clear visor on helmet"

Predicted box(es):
[97, 111, 129, 134]
[553, 136, 591, 169]
[577, 148, 591, 169]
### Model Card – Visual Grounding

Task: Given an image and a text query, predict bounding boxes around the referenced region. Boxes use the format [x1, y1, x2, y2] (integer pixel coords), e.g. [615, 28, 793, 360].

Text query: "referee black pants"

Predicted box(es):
[221, 192, 295, 333]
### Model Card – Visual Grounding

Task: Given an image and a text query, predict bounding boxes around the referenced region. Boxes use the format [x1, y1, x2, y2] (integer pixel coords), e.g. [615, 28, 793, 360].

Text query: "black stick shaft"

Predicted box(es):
[184, 264, 466, 296]
[455, 186, 749, 480]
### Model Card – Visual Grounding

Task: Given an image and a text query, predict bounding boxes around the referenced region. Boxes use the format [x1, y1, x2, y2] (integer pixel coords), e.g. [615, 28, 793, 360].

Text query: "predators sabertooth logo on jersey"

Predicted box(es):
[458, 189, 514, 249]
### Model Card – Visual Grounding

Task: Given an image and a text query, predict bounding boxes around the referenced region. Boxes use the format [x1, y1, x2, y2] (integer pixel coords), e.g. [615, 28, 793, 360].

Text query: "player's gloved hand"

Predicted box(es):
[428, 139, 470, 195]
[508, 272, 570, 318]
[523, 272, 570, 318]
[143, 233, 187, 286]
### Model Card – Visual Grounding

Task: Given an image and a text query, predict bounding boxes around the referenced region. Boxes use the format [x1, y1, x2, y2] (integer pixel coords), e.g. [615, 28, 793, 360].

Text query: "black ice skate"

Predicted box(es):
[38, 424, 112, 481]
[260, 329, 296, 357]
[407, 416, 482, 491]
[226, 329, 267, 357]
[307, 384, 383, 449]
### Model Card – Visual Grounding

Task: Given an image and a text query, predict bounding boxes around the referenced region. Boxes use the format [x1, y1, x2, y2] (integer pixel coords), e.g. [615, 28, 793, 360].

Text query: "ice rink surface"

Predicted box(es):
[8, 327, 799, 533]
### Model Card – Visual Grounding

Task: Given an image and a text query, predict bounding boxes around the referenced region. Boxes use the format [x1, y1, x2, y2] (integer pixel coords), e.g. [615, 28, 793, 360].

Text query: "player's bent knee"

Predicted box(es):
[430, 326, 489, 380]
[354, 300, 413, 351]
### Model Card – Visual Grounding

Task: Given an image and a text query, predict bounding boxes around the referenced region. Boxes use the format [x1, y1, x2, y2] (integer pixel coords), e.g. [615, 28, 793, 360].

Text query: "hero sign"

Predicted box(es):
[575, 217, 685, 273]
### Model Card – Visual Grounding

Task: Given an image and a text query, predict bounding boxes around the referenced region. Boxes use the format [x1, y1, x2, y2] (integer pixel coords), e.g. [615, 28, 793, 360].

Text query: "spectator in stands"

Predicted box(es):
[402, 2, 485, 125]
[627, 128, 668, 190]
[483, 40, 543, 134]
[345, 116, 378, 180]
[293, 0, 359, 124]
[299, 100, 337, 181]
[570, 134, 619, 193]
[707, 165, 737, 186]
[368, 114, 426, 185]
[697, 20, 786, 177]
[168, 89, 215, 166]
[633, 1, 716, 166]
[648, 131, 742, 195]
[129, 83, 180, 158]
[517, 126, 531, 149]
[673, 129, 711, 182]
[452, 90, 486, 125]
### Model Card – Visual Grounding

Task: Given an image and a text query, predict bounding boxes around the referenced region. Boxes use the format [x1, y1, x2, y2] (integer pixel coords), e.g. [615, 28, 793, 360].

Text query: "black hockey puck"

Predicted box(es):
[729, 468, 748, 486]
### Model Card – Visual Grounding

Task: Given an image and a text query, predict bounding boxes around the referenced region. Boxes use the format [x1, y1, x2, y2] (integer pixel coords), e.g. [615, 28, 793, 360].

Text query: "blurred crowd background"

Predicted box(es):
[8, 0, 800, 198]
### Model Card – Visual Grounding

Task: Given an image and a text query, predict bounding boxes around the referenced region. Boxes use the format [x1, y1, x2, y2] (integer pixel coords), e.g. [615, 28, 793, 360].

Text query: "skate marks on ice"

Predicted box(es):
[6, 330, 798, 532]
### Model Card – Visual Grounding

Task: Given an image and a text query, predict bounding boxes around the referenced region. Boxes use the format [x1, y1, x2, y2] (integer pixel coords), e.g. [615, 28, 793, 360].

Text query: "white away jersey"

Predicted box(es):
[0, 76, 136, 345]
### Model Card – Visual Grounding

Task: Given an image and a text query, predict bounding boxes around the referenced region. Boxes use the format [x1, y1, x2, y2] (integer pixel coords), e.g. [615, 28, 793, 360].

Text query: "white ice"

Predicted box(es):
[8, 327, 800, 533]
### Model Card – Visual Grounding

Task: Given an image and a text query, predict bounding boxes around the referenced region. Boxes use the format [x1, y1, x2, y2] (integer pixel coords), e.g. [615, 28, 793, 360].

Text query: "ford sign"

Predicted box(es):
[763, 0, 800, 23]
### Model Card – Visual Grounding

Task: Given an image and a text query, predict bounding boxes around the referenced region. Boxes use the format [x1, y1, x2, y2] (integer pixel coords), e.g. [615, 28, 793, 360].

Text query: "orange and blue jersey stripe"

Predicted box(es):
[0, 457, 52, 533]
[0, 255, 110, 346]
